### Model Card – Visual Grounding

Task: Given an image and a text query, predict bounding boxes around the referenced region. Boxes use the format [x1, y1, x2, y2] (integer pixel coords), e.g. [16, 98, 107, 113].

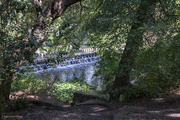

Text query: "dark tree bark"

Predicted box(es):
[110, 0, 158, 100]
[0, 0, 82, 103]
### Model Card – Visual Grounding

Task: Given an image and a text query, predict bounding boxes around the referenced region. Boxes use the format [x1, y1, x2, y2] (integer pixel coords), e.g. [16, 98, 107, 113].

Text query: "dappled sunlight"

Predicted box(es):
[113, 93, 180, 119]
[89, 113, 101, 116]
[166, 113, 180, 118]
[7, 90, 180, 120]
[10, 90, 65, 107]
[92, 106, 108, 112]
[62, 113, 79, 118]
[151, 98, 165, 103]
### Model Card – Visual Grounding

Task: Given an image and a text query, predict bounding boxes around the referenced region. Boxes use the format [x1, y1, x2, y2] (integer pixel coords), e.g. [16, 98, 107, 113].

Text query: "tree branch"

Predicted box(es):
[14, 0, 83, 68]
[44, 0, 82, 20]
[32, 0, 82, 43]
[31, 0, 43, 18]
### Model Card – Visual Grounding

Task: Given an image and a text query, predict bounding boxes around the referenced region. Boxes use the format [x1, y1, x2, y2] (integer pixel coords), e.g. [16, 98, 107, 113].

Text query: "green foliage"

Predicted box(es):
[0, 0, 36, 78]
[12, 74, 50, 93]
[121, 23, 180, 101]
[1, 0, 180, 105]
[134, 34, 180, 91]
[119, 84, 161, 102]
[82, 0, 135, 85]
[11, 75, 43, 92]
[83, 0, 180, 101]
[44, 2, 85, 55]
[12, 73, 91, 103]
[80, 0, 131, 88]
[50, 81, 90, 103]
[0, 0, 92, 111]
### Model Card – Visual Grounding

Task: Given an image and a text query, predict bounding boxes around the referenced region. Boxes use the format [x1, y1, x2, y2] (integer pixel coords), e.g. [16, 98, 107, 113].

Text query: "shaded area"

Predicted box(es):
[114, 93, 180, 120]
[4, 91, 180, 120]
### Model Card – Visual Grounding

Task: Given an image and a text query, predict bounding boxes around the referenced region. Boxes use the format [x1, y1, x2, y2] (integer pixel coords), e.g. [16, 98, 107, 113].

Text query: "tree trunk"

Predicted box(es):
[0, 60, 15, 118]
[110, 0, 158, 100]
[0, 80, 12, 118]
[0, 1, 82, 115]
[0, 80, 13, 101]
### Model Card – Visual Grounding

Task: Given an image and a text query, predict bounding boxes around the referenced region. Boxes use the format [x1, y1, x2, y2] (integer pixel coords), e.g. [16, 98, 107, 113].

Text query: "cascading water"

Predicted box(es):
[19, 49, 103, 90]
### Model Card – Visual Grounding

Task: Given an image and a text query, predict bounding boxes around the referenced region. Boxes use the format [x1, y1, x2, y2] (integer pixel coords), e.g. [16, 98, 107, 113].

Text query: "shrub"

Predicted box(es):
[12, 73, 91, 103]
[119, 83, 161, 102]
[12, 74, 47, 93]
[50, 81, 90, 103]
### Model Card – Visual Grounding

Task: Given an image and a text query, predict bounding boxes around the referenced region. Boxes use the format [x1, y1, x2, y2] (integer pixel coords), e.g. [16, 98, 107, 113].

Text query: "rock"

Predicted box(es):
[73, 91, 109, 103]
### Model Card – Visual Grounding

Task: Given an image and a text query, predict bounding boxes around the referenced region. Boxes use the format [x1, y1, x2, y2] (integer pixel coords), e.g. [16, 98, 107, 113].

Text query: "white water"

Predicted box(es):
[20, 53, 103, 90]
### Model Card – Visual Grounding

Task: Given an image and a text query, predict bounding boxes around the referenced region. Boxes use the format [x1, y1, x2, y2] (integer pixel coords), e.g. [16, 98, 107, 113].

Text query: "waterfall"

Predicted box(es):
[19, 49, 103, 90]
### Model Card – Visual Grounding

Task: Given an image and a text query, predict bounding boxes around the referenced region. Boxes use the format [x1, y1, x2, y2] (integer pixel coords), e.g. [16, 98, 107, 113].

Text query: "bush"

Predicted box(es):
[120, 82, 161, 102]
[123, 37, 180, 101]
[12, 73, 55, 93]
[50, 81, 90, 103]
[12, 75, 45, 93]
[12, 73, 91, 103]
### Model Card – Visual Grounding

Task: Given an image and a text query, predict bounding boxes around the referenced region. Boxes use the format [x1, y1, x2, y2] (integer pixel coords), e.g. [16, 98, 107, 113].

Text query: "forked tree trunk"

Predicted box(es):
[110, 0, 158, 100]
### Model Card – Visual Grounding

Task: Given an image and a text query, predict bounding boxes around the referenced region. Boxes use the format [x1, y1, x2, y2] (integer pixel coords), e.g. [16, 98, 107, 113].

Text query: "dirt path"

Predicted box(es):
[4, 91, 180, 120]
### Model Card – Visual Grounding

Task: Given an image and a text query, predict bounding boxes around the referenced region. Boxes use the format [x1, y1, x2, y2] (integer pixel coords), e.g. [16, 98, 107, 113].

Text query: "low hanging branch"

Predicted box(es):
[33, 0, 83, 43]
[14, 0, 83, 68]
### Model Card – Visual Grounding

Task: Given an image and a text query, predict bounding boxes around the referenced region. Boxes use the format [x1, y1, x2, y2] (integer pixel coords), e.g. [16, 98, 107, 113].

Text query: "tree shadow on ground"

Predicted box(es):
[114, 93, 180, 120]
[4, 91, 180, 120]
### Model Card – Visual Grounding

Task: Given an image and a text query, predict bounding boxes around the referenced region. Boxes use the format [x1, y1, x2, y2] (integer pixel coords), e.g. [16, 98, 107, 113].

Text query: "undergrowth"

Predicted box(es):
[50, 81, 90, 103]
[12, 74, 91, 103]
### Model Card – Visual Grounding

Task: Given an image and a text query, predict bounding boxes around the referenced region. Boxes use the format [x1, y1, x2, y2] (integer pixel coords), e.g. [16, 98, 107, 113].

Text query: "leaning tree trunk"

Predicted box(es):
[110, 0, 158, 100]
[0, 0, 82, 103]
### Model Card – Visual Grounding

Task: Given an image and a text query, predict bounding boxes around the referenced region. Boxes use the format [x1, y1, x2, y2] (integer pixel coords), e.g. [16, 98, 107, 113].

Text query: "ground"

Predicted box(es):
[3, 91, 180, 120]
